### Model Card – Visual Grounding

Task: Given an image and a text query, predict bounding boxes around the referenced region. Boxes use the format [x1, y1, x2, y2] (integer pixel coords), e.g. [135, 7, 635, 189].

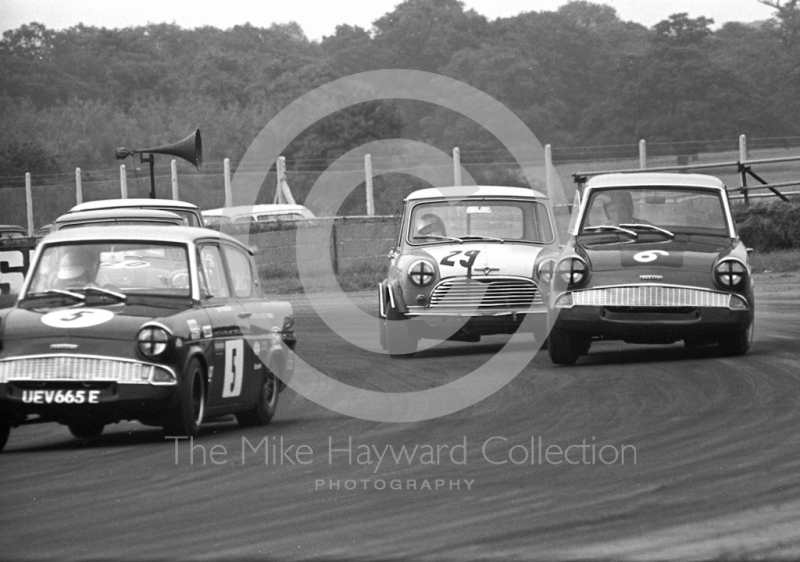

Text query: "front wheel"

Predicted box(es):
[68, 419, 105, 439]
[237, 365, 279, 427]
[718, 321, 754, 357]
[163, 358, 206, 437]
[548, 327, 589, 366]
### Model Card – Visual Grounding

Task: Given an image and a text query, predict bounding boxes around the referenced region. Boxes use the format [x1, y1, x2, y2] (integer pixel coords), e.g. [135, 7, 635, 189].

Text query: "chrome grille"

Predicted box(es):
[0, 355, 156, 384]
[573, 286, 730, 308]
[429, 277, 542, 309]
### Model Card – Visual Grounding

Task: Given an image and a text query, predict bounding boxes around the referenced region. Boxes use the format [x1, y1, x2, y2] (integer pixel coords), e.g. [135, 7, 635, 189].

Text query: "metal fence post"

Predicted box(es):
[224, 158, 232, 207]
[453, 147, 462, 186]
[639, 140, 647, 169]
[75, 167, 83, 204]
[365, 154, 375, 216]
[739, 134, 749, 205]
[171, 159, 179, 200]
[120, 165, 127, 199]
[25, 173, 34, 236]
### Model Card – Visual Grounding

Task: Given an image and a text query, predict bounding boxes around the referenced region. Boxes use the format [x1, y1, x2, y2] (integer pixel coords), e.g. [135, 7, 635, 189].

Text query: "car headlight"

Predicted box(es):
[557, 257, 588, 288]
[536, 258, 556, 284]
[137, 326, 171, 358]
[715, 259, 746, 288]
[408, 260, 436, 287]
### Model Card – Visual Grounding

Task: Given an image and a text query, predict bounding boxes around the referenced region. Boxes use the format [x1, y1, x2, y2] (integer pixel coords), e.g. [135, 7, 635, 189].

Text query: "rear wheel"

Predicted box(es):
[68, 419, 105, 439]
[385, 303, 417, 357]
[163, 358, 205, 437]
[548, 328, 589, 366]
[237, 364, 279, 427]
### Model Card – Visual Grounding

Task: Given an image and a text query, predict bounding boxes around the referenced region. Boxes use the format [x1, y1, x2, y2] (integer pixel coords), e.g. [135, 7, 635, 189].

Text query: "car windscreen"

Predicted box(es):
[27, 241, 191, 297]
[408, 199, 554, 244]
[580, 188, 729, 235]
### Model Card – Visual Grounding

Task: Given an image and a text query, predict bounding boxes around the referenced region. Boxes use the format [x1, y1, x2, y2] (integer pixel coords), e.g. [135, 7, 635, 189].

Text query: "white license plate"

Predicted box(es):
[21, 389, 101, 404]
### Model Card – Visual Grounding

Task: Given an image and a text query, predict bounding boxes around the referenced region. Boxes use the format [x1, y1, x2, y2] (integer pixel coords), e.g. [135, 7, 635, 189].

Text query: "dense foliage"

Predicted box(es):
[0, 0, 798, 223]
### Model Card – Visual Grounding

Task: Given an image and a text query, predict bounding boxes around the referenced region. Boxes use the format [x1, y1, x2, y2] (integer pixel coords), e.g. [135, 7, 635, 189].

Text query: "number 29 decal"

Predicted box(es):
[440, 250, 481, 268]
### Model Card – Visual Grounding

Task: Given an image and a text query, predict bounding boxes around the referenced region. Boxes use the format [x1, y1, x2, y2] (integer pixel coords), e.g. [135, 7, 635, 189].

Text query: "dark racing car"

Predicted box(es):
[0, 226, 296, 451]
[548, 173, 754, 365]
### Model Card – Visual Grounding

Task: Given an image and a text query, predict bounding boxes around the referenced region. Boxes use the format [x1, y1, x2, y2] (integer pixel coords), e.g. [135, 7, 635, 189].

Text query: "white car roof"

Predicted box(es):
[39, 225, 251, 253]
[54, 208, 185, 225]
[586, 173, 726, 191]
[70, 198, 200, 212]
[406, 186, 547, 201]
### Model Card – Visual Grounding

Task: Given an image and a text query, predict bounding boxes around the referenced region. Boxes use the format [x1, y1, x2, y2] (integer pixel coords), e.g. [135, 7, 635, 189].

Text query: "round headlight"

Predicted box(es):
[536, 259, 556, 284]
[138, 326, 171, 358]
[557, 257, 588, 287]
[408, 260, 435, 287]
[715, 259, 746, 288]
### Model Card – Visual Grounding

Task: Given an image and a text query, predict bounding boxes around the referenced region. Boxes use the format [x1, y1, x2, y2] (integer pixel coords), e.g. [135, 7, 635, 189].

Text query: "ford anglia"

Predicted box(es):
[548, 172, 754, 365]
[0, 226, 296, 451]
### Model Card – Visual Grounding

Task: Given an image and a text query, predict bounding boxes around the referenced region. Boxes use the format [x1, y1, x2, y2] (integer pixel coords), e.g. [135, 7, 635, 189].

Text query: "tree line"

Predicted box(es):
[1, 0, 798, 187]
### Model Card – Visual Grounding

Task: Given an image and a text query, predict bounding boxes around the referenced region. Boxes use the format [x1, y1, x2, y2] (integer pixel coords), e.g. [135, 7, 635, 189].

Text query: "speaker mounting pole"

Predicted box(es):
[141, 153, 156, 199]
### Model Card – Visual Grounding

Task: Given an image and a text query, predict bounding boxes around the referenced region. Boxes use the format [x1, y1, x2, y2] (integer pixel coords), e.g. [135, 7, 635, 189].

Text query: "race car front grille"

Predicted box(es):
[0, 355, 172, 385]
[572, 286, 730, 308]
[429, 277, 542, 310]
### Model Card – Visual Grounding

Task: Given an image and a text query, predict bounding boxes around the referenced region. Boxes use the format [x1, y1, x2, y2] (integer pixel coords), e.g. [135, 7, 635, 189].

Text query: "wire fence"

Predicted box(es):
[1, 136, 799, 229]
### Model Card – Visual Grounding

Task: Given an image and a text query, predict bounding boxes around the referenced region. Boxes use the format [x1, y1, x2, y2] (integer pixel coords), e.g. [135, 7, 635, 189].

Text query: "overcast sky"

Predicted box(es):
[0, 0, 778, 40]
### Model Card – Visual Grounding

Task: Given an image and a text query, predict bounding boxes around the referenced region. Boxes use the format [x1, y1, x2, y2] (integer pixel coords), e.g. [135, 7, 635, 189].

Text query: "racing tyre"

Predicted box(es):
[237, 365, 279, 427]
[548, 328, 588, 366]
[718, 321, 754, 357]
[68, 419, 105, 439]
[163, 358, 206, 437]
[385, 303, 417, 357]
[0, 418, 9, 452]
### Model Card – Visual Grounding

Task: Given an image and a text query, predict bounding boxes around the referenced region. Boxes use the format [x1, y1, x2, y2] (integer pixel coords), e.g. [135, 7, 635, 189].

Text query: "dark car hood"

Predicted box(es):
[1, 302, 183, 343]
[579, 234, 733, 273]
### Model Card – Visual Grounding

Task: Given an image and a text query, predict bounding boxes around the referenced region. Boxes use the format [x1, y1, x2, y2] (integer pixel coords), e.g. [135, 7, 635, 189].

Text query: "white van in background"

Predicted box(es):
[202, 204, 316, 227]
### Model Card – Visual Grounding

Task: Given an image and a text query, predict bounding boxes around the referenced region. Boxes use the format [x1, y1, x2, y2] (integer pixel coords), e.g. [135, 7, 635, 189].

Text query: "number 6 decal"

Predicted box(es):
[222, 339, 244, 398]
[634, 250, 669, 263]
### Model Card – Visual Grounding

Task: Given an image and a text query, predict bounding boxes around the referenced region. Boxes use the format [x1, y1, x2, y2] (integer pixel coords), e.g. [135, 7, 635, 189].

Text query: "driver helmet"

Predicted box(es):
[415, 213, 447, 237]
[57, 247, 94, 280]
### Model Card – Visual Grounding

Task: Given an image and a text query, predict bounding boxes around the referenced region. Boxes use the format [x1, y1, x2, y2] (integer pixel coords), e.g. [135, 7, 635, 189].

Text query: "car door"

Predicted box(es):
[219, 242, 264, 403]
[196, 242, 251, 411]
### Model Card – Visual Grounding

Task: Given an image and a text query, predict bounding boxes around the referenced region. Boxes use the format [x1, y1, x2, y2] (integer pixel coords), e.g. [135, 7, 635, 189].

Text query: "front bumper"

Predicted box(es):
[553, 305, 751, 342]
[0, 354, 178, 424]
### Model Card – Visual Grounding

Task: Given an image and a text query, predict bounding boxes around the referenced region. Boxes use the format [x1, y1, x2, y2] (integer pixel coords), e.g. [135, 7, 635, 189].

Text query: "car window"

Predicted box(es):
[222, 245, 254, 298]
[199, 245, 230, 299]
[27, 242, 190, 296]
[408, 200, 553, 244]
[581, 188, 728, 235]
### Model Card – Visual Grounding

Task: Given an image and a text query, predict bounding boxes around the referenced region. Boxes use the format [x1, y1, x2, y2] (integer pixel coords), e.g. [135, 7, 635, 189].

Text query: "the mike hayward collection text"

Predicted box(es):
[169, 435, 637, 469]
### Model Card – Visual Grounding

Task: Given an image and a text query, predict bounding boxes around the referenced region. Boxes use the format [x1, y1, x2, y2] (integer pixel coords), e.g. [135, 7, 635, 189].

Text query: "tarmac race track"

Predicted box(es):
[2, 273, 800, 560]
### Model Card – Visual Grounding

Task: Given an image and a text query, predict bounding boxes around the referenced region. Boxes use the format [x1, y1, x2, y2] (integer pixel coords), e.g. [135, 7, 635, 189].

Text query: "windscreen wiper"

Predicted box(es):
[80, 286, 128, 301]
[619, 223, 675, 238]
[583, 225, 638, 238]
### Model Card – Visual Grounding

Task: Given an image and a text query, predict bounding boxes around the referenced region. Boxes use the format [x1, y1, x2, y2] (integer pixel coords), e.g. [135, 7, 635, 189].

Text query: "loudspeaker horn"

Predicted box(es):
[138, 128, 202, 168]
